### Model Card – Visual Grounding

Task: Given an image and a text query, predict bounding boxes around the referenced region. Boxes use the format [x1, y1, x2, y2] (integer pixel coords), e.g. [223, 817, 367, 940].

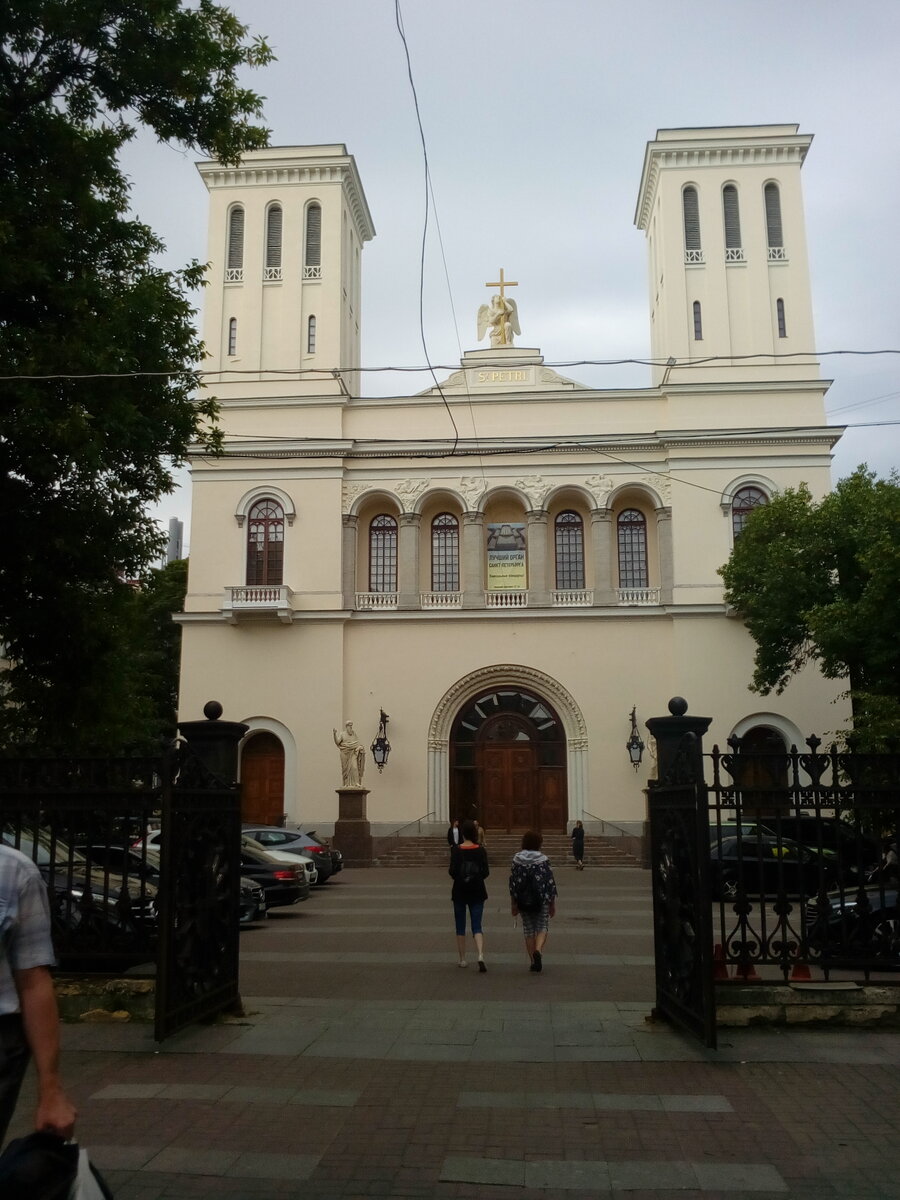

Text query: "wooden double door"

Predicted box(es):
[240, 732, 285, 826]
[470, 709, 567, 833]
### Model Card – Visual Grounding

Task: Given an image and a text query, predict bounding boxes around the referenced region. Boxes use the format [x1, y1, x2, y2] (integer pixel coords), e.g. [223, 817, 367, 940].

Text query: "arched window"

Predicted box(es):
[304, 202, 322, 277]
[723, 185, 743, 260]
[682, 186, 702, 261]
[246, 499, 285, 586]
[554, 511, 585, 590]
[776, 298, 787, 338]
[431, 513, 459, 592]
[265, 205, 282, 278]
[307, 315, 316, 354]
[227, 318, 237, 357]
[226, 206, 244, 280]
[732, 486, 768, 539]
[765, 183, 784, 257]
[617, 510, 648, 588]
[369, 515, 397, 592]
[692, 300, 703, 341]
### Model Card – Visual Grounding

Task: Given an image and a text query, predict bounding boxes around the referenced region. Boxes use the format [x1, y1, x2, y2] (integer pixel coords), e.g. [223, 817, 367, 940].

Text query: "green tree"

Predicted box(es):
[0, 3, 271, 750]
[719, 467, 900, 742]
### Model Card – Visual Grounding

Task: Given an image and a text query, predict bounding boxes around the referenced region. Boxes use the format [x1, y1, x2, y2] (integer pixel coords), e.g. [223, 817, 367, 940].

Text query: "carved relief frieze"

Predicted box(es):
[459, 476, 486, 509]
[643, 473, 673, 504]
[341, 481, 371, 512]
[515, 475, 552, 508]
[394, 478, 430, 502]
[584, 474, 613, 504]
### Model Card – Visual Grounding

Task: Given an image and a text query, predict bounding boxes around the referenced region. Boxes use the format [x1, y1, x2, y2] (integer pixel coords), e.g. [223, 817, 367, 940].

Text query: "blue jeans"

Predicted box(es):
[453, 900, 484, 936]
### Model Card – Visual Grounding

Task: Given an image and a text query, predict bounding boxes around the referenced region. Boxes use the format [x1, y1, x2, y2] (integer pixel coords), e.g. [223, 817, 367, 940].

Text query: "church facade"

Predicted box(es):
[177, 127, 847, 841]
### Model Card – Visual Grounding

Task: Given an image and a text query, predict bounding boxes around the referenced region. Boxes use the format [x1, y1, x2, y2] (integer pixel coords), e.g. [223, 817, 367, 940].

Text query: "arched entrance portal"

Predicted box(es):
[240, 732, 285, 825]
[450, 689, 567, 832]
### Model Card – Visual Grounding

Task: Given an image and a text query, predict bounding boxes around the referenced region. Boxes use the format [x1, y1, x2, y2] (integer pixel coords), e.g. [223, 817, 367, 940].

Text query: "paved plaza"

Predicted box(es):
[9, 864, 900, 1198]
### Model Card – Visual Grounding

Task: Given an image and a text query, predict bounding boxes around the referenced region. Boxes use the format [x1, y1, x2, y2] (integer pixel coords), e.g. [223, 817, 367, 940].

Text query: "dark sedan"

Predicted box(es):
[239, 842, 309, 907]
[806, 883, 900, 967]
[711, 833, 837, 900]
[242, 825, 338, 882]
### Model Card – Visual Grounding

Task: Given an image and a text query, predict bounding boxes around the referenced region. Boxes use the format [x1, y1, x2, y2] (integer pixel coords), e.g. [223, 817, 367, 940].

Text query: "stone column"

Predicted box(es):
[656, 506, 673, 604]
[590, 507, 615, 605]
[333, 787, 373, 867]
[462, 511, 485, 609]
[398, 512, 421, 609]
[526, 508, 549, 606]
[341, 513, 358, 608]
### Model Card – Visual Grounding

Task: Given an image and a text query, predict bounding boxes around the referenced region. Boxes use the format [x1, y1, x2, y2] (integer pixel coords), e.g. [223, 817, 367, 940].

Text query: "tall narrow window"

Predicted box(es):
[776, 298, 787, 338]
[226, 206, 244, 280]
[723, 185, 743, 260]
[307, 315, 316, 354]
[765, 183, 784, 258]
[555, 511, 585, 590]
[265, 204, 282, 279]
[682, 186, 702, 262]
[692, 300, 703, 341]
[732, 486, 767, 539]
[431, 513, 459, 592]
[227, 318, 237, 356]
[369, 515, 397, 592]
[246, 499, 284, 586]
[304, 202, 322, 277]
[617, 510, 648, 588]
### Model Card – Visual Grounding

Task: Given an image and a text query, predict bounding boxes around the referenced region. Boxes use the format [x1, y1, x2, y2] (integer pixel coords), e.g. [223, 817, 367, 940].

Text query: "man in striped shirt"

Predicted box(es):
[0, 843, 76, 1144]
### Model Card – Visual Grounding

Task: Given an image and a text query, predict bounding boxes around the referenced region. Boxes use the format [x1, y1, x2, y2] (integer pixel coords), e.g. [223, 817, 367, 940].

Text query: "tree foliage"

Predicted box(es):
[0, 3, 271, 750]
[720, 467, 900, 732]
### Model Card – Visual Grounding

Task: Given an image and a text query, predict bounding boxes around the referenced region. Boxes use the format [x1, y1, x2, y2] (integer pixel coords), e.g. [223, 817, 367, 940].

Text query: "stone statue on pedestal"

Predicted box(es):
[333, 721, 366, 787]
[478, 268, 520, 347]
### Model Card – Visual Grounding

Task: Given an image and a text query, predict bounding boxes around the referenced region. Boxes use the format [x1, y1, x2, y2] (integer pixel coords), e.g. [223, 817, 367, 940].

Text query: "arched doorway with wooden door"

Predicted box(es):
[240, 731, 286, 826]
[450, 688, 567, 833]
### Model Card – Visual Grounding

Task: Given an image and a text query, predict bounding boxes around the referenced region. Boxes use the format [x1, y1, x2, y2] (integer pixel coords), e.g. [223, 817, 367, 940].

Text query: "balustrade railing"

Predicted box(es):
[725, 247, 745, 263]
[421, 591, 463, 609]
[303, 265, 322, 279]
[356, 591, 398, 610]
[767, 246, 788, 261]
[684, 249, 705, 264]
[551, 588, 593, 607]
[616, 586, 660, 606]
[484, 590, 528, 608]
[263, 267, 283, 281]
[224, 268, 243, 283]
[223, 585, 293, 623]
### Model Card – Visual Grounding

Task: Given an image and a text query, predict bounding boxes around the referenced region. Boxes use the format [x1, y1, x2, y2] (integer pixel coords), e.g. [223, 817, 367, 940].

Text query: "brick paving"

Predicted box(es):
[7, 864, 900, 1198]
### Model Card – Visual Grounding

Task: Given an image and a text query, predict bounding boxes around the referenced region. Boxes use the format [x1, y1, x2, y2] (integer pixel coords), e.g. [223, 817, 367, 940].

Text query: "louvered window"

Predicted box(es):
[776, 298, 787, 338]
[723, 185, 742, 251]
[732, 486, 768, 539]
[307, 315, 316, 354]
[369, 515, 397, 592]
[246, 499, 285, 586]
[765, 183, 783, 248]
[683, 187, 701, 252]
[227, 207, 244, 274]
[265, 205, 283, 277]
[617, 510, 648, 589]
[305, 203, 322, 267]
[555, 511, 585, 590]
[431, 513, 460, 592]
[693, 301, 703, 341]
[227, 318, 237, 356]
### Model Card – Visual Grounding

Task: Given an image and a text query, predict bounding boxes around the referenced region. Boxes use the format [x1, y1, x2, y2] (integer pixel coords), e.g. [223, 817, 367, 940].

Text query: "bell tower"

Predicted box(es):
[197, 144, 375, 397]
[635, 126, 818, 386]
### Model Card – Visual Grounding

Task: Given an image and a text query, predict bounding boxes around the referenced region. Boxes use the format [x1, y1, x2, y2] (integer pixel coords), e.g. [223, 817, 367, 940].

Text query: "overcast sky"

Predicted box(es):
[127, 0, 900, 545]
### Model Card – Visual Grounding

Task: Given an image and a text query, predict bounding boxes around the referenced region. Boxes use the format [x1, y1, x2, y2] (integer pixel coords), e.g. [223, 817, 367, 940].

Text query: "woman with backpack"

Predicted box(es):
[448, 819, 490, 971]
[509, 831, 558, 972]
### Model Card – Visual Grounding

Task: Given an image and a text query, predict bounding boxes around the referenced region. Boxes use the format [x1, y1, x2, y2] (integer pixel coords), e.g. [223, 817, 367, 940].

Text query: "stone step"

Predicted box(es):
[372, 835, 641, 869]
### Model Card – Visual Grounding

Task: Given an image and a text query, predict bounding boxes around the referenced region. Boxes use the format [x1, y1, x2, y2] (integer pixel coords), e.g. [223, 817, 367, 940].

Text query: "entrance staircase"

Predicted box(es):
[372, 832, 641, 868]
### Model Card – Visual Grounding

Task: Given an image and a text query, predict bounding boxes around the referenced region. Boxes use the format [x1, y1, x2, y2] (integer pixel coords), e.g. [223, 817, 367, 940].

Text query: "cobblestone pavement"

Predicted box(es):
[9, 865, 900, 1199]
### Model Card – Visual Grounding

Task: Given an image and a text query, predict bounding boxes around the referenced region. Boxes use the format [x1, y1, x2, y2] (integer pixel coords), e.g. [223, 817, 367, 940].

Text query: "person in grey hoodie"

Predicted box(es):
[508, 831, 558, 972]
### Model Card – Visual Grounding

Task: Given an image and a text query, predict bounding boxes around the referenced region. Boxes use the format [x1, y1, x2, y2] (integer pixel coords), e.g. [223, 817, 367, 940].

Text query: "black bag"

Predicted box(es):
[458, 853, 482, 886]
[513, 865, 543, 914]
[0, 1131, 78, 1200]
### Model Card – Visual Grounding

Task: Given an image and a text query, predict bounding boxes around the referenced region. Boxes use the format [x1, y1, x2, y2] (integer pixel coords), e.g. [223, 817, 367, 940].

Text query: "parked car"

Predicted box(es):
[806, 882, 900, 967]
[76, 844, 267, 924]
[242, 836, 317, 887]
[767, 815, 879, 874]
[710, 833, 837, 900]
[238, 842, 309, 907]
[242, 825, 338, 882]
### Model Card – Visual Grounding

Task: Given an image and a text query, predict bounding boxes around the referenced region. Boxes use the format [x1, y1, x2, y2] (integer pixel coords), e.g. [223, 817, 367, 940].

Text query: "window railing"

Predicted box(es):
[223, 585, 293, 624]
[421, 591, 463, 609]
[225, 268, 243, 283]
[725, 248, 745, 263]
[485, 591, 527, 608]
[263, 267, 283, 281]
[767, 246, 788, 262]
[551, 589, 593, 607]
[616, 587, 661, 606]
[684, 249, 705, 264]
[303, 265, 322, 280]
[356, 592, 398, 610]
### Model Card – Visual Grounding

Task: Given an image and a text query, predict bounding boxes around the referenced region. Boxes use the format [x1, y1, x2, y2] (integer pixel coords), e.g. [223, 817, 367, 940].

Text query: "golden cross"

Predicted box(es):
[485, 268, 518, 300]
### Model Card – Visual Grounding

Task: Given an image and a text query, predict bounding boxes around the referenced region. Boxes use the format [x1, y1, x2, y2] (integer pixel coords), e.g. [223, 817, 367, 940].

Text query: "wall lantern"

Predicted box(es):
[371, 709, 391, 773]
[626, 706, 645, 770]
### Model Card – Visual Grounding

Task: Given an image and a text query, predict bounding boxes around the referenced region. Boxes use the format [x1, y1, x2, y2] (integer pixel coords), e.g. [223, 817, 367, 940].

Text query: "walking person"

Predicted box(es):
[571, 820, 585, 870]
[0, 843, 77, 1145]
[509, 831, 558, 973]
[448, 820, 489, 971]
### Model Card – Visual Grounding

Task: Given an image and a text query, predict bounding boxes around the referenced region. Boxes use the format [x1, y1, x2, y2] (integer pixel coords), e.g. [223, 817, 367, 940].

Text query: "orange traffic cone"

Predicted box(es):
[713, 944, 729, 980]
[790, 961, 812, 981]
[733, 959, 761, 981]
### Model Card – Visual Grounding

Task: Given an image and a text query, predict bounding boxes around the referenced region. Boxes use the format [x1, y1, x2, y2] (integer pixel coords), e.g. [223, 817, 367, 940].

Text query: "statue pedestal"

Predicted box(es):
[332, 787, 373, 867]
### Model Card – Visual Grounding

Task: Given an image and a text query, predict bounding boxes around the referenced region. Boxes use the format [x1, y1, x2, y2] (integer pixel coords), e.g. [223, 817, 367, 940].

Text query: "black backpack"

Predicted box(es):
[513, 865, 543, 913]
[458, 853, 482, 886]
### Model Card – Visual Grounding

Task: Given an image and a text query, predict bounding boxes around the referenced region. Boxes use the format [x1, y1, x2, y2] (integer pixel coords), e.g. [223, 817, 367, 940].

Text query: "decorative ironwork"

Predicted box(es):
[684, 249, 705, 264]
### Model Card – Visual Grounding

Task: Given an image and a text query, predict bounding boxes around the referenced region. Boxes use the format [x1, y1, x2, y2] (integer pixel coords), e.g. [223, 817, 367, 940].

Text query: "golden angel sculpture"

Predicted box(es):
[477, 293, 520, 347]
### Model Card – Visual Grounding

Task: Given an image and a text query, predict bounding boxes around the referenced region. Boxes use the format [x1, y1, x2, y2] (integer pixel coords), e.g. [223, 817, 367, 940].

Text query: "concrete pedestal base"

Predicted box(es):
[333, 787, 373, 867]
